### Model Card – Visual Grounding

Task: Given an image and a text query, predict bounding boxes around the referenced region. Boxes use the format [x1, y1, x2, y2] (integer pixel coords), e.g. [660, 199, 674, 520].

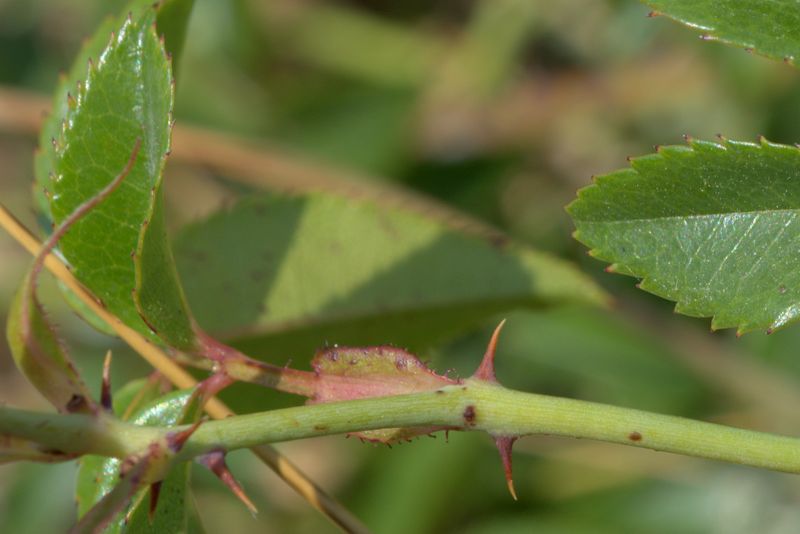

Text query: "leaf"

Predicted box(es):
[34, 1, 196, 342]
[568, 136, 800, 334]
[76, 388, 196, 533]
[6, 270, 96, 414]
[643, 0, 800, 64]
[48, 10, 196, 349]
[35, 0, 195, 223]
[174, 191, 607, 357]
[72, 455, 154, 534]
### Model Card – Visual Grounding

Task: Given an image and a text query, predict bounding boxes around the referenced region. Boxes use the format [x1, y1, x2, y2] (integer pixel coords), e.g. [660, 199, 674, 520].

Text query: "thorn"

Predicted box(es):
[200, 451, 257, 514]
[473, 319, 506, 382]
[494, 436, 518, 500]
[167, 418, 205, 453]
[101, 350, 113, 411]
[149, 481, 163, 521]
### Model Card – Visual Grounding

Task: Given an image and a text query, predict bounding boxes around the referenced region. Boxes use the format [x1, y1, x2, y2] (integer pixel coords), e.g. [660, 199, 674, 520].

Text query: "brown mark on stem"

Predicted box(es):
[463, 405, 477, 426]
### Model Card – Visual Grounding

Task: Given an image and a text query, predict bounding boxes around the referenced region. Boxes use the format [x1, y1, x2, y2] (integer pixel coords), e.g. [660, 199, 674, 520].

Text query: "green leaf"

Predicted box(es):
[175, 191, 607, 357]
[6, 271, 96, 414]
[76, 387, 196, 533]
[568, 137, 800, 334]
[35, 0, 195, 222]
[33, 1, 195, 342]
[643, 0, 800, 64]
[49, 10, 196, 350]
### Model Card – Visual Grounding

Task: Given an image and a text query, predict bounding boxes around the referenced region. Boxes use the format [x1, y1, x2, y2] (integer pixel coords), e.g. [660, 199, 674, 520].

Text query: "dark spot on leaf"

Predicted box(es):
[314, 424, 329, 432]
[628, 431, 642, 442]
[779, 285, 787, 294]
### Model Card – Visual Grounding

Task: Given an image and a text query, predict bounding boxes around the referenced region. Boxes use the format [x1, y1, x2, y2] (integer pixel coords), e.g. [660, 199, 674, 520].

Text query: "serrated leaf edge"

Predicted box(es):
[568, 136, 800, 335]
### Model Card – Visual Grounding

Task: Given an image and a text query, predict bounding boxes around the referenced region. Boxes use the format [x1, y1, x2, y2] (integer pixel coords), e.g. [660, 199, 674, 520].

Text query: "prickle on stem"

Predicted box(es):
[472, 319, 506, 383]
[472, 320, 521, 500]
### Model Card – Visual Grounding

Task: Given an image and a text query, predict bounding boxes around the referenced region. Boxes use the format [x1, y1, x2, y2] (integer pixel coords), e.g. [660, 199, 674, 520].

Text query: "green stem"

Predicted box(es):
[4, 381, 800, 474]
[0, 409, 160, 458]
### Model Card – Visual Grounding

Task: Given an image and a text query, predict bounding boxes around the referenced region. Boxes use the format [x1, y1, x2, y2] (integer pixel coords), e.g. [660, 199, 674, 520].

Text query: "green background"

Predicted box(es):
[3, 0, 800, 532]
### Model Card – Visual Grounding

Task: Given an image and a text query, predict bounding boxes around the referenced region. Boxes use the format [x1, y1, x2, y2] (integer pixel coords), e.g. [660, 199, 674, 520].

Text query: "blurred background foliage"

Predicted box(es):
[2, 0, 800, 532]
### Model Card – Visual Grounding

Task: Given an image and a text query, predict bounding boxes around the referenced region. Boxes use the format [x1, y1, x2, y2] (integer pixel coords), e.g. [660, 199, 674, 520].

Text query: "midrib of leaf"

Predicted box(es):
[585, 208, 800, 224]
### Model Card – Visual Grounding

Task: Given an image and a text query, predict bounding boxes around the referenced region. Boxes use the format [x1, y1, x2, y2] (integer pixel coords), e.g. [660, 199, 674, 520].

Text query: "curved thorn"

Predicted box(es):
[473, 319, 506, 382]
